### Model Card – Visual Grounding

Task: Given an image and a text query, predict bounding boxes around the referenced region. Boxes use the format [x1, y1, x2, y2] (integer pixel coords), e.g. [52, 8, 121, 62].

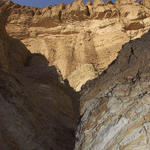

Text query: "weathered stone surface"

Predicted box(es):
[0, 2, 77, 149]
[116, 0, 136, 5]
[0, 1, 31, 71]
[68, 64, 98, 91]
[141, 0, 150, 9]
[5, 0, 150, 90]
[75, 31, 150, 150]
[0, 68, 75, 150]
[0, 0, 150, 150]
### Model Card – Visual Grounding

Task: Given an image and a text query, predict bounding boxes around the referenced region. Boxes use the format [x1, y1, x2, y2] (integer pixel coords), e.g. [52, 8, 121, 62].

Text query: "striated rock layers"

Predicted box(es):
[0, 1, 78, 150]
[75, 31, 150, 150]
[5, 0, 150, 91]
[0, 0, 150, 150]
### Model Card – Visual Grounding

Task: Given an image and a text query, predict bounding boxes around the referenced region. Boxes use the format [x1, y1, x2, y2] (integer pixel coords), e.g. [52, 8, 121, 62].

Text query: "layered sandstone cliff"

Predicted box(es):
[0, 0, 150, 150]
[6, 0, 150, 91]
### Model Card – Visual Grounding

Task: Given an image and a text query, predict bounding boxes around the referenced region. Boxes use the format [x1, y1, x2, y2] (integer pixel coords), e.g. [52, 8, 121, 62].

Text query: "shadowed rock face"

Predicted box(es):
[0, 69, 75, 150]
[0, 2, 78, 150]
[5, 0, 150, 91]
[75, 31, 150, 150]
[0, 0, 150, 150]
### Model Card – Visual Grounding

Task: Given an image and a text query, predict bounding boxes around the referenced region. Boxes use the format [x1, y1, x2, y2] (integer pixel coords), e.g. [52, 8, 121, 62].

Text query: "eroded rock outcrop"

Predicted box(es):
[0, 1, 31, 71]
[75, 31, 150, 150]
[0, 2, 78, 149]
[0, 69, 75, 150]
[141, 0, 150, 9]
[0, 0, 150, 150]
[5, 0, 150, 91]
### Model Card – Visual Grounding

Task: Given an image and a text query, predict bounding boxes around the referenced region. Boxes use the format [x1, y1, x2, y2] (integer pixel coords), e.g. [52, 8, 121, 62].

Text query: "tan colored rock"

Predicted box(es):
[5, 0, 150, 91]
[1, 1, 150, 150]
[0, 1, 31, 71]
[0, 2, 77, 149]
[116, 0, 136, 5]
[87, 0, 118, 19]
[93, 0, 104, 6]
[68, 64, 97, 91]
[141, 0, 150, 9]
[0, 0, 12, 69]
[61, 0, 88, 21]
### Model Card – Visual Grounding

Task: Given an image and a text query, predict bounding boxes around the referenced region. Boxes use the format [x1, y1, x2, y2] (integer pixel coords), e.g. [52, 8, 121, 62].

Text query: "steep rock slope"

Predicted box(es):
[0, 1, 150, 150]
[0, 69, 75, 150]
[6, 0, 150, 90]
[0, 1, 77, 150]
[75, 31, 150, 150]
[0, 1, 30, 71]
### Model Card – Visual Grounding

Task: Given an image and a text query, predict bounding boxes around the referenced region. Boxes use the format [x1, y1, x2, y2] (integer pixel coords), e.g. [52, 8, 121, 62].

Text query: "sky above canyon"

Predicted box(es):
[12, 0, 115, 8]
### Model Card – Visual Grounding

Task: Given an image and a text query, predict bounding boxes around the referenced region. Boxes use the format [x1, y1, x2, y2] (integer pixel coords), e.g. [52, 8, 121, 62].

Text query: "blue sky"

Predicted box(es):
[12, 0, 115, 8]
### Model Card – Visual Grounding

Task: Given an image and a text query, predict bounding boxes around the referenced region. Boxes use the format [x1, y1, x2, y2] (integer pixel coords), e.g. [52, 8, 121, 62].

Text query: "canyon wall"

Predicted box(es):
[0, 0, 30, 71]
[76, 30, 150, 150]
[0, 0, 150, 150]
[6, 0, 150, 91]
[0, 1, 77, 150]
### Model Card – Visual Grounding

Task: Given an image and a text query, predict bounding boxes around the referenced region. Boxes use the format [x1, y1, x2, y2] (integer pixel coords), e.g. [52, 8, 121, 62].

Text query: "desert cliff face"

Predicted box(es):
[76, 31, 150, 150]
[6, 0, 150, 91]
[0, 1, 30, 71]
[0, 0, 150, 150]
[0, 1, 77, 150]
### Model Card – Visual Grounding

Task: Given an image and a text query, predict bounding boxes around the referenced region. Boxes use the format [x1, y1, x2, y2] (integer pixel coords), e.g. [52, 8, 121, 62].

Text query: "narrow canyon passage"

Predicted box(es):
[0, 0, 150, 150]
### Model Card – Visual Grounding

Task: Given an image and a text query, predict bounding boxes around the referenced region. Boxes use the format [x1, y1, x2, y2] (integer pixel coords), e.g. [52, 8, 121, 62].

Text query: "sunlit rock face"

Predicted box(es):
[141, 0, 150, 9]
[0, 1, 150, 150]
[75, 31, 150, 150]
[5, 0, 150, 91]
[116, 0, 136, 5]
[0, 1, 30, 71]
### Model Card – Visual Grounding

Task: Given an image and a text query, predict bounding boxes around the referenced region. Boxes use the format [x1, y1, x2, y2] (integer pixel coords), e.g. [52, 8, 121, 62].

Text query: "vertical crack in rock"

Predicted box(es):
[86, 6, 90, 16]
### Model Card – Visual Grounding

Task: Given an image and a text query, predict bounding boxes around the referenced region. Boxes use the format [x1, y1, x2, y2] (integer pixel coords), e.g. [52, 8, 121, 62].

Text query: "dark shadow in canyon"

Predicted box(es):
[23, 53, 81, 127]
[21, 53, 80, 150]
[0, 36, 80, 150]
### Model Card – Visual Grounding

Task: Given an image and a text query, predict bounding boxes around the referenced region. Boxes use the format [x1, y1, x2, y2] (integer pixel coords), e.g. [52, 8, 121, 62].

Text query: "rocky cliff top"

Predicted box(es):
[6, 0, 150, 28]
[4, 0, 150, 91]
